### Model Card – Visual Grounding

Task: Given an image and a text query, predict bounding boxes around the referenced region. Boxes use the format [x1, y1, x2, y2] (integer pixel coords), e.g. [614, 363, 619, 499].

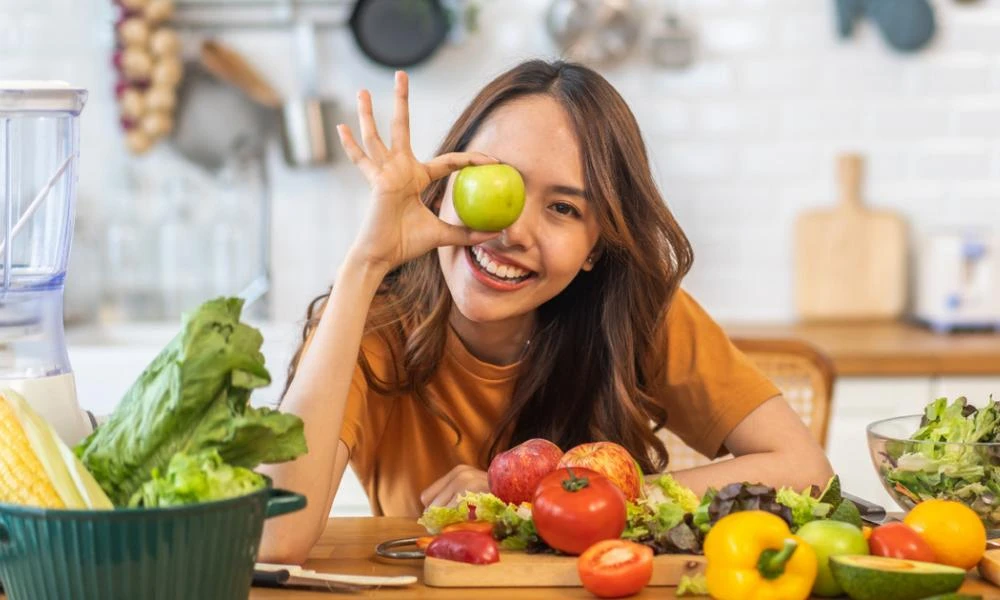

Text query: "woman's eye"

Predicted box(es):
[551, 202, 581, 217]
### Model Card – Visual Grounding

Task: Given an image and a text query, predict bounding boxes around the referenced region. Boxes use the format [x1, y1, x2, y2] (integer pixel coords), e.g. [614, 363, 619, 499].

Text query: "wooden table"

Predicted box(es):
[245, 517, 1000, 599]
[724, 320, 1000, 376]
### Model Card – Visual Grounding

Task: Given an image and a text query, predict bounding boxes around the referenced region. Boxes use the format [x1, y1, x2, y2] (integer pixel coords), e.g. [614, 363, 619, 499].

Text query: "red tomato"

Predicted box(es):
[425, 531, 500, 565]
[577, 539, 654, 599]
[869, 522, 937, 563]
[532, 467, 627, 555]
[442, 520, 495, 535]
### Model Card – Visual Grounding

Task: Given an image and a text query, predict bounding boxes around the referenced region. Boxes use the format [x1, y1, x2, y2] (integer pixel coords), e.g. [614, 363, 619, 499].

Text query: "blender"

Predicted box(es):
[0, 81, 91, 445]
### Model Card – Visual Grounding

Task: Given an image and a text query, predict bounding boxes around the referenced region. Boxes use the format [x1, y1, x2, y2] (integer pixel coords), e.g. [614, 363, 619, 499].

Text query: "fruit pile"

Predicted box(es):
[111, 0, 182, 155]
[418, 438, 993, 599]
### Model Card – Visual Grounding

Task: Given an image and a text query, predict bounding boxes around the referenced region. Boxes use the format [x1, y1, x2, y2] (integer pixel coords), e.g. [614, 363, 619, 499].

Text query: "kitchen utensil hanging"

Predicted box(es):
[348, 0, 452, 68]
[199, 40, 282, 109]
[835, 0, 936, 53]
[545, 0, 641, 67]
[650, 0, 695, 70]
[170, 59, 272, 173]
[280, 12, 341, 168]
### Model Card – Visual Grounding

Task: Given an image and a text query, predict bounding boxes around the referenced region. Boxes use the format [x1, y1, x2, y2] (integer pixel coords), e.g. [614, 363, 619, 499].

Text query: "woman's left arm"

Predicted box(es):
[665, 395, 834, 496]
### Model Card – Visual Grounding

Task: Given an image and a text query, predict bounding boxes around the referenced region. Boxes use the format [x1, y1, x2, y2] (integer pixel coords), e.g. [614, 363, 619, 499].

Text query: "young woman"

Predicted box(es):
[258, 60, 833, 563]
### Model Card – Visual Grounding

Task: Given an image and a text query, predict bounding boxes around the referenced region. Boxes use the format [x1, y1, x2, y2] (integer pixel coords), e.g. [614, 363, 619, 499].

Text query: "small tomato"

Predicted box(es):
[868, 522, 936, 563]
[577, 539, 654, 599]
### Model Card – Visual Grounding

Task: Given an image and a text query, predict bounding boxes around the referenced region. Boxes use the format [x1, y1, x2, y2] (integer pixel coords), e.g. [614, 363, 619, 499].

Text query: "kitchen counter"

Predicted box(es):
[724, 320, 1000, 376]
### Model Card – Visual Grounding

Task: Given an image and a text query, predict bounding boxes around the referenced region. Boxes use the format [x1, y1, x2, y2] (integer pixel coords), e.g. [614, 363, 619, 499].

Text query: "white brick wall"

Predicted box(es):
[3, 0, 1000, 324]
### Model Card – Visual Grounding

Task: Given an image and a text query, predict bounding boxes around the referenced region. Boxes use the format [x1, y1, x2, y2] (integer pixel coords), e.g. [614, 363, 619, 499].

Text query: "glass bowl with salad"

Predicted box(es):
[868, 396, 1000, 532]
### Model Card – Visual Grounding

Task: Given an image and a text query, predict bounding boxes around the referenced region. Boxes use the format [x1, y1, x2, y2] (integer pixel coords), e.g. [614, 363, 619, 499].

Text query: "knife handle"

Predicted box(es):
[252, 569, 290, 588]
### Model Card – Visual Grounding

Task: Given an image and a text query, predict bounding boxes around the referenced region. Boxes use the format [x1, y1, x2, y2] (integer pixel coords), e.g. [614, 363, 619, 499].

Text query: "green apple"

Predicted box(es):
[452, 164, 525, 232]
[796, 520, 870, 597]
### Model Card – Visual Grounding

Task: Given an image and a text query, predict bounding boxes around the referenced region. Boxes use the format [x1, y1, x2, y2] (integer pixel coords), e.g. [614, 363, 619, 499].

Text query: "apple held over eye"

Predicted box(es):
[487, 438, 564, 505]
[558, 442, 644, 501]
[453, 164, 526, 232]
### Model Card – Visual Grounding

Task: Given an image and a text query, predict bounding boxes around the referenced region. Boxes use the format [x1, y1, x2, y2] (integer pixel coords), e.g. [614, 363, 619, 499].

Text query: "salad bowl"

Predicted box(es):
[868, 402, 1000, 534]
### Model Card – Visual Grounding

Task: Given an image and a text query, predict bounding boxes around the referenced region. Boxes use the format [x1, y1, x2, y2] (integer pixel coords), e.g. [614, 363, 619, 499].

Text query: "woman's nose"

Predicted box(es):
[499, 210, 533, 249]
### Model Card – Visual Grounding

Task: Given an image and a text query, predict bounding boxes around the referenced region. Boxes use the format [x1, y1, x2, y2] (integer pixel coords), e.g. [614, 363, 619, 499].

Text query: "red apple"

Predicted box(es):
[487, 438, 563, 505]
[558, 442, 644, 500]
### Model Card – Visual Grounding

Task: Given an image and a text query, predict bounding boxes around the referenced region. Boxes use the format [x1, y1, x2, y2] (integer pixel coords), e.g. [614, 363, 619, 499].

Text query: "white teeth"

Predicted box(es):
[470, 247, 530, 281]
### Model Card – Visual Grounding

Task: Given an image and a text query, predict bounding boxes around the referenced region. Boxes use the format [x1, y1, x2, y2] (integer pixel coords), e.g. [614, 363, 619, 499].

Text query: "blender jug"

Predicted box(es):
[0, 81, 91, 445]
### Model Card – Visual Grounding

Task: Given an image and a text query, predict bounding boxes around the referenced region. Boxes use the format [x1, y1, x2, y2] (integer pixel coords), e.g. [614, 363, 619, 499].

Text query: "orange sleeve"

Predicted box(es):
[655, 289, 781, 460]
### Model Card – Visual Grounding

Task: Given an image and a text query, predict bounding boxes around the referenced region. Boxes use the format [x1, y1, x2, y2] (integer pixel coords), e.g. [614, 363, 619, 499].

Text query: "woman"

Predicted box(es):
[259, 60, 832, 563]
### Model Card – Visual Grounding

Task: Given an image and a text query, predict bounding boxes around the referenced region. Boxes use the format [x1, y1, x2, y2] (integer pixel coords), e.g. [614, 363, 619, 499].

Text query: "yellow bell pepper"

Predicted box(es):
[703, 510, 817, 600]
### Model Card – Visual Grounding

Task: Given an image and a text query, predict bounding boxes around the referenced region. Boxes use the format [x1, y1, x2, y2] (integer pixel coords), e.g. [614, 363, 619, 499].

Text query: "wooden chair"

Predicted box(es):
[658, 338, 836, 471]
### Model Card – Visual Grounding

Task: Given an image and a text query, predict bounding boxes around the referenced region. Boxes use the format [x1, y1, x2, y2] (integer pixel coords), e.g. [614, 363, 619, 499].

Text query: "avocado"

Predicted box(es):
[918, 594, 982, 600]
[829, 555, 965, 600]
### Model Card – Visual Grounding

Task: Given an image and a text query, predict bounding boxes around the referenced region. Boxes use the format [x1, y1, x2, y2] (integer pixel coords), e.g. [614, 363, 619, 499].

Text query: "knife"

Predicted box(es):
[252, 568, 363, 593]
[841, 492, 891, 525]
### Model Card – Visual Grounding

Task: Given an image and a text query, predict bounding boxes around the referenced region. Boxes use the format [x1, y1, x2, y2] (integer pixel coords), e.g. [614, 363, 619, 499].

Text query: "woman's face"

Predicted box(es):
[437, 95, 601, 325]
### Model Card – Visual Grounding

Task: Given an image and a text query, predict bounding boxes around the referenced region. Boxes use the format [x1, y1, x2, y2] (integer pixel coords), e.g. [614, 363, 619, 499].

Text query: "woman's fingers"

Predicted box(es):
[390, 71, 411, 152]
[425, 151, 500, 181]
[420, 466, 457, 507]
[420, 465, 488, 508]
[436, 223, 501, 249]
[357, 89, 389, 161]
[336, 124, 377, 180]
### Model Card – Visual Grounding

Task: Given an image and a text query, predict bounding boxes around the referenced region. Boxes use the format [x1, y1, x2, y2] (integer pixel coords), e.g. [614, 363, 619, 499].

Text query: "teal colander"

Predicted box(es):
[0, 482, 305, 600]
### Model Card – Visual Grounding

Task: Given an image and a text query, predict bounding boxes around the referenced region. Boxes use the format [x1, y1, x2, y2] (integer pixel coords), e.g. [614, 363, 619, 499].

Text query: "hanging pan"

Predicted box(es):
[348, 0, 452, 69]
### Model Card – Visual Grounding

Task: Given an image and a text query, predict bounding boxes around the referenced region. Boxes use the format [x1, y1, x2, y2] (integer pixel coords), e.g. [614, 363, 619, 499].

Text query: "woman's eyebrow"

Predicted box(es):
[549, 184, 587, 198]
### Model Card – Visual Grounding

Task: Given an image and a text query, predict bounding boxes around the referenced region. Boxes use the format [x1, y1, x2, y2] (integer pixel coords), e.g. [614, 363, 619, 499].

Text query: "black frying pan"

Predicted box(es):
[349, 0, 452, 68]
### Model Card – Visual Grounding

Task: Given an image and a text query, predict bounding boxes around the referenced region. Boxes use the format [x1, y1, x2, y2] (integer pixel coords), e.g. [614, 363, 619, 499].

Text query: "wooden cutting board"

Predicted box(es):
[424, 552, 705, 588]
[794, 154, 908, 321]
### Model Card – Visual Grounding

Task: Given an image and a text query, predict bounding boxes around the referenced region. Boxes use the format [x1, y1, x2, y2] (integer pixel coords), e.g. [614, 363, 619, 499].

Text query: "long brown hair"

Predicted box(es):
[284, 60, 693, 473]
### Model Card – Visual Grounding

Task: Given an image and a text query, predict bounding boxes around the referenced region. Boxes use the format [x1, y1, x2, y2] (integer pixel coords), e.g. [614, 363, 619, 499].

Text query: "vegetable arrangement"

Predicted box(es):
[420, 437, 990, 600]
[0, 297, 307, 510]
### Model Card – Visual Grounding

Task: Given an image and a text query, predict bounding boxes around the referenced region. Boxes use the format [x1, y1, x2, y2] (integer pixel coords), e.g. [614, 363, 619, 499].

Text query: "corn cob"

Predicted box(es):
[0, 393, 64, 508]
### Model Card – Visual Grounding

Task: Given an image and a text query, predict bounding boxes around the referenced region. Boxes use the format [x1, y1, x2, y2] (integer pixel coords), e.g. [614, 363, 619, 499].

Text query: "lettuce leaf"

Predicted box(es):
[648, 474, 700, 514]
[775, 486, 832, 528]
[417, 505, 467, 534]
[623, 480, 690, 542]
[692, 488, 716, 533]
[128, 449, 265, 507]
[75, 298, 307, 505]
[677, 573, 709, 596]
[416, 492, 542, 549]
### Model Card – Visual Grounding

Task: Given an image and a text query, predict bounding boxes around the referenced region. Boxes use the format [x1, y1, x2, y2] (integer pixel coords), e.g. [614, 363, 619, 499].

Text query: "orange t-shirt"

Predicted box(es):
[338, 289, 780, 517]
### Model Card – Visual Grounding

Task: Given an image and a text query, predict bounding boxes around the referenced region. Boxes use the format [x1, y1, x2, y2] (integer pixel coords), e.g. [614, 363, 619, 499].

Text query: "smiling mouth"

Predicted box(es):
[466, 246, 535, 284]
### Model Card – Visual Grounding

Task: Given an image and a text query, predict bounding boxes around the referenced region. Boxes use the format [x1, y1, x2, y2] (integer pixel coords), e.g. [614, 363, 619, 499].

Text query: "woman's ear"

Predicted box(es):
[582, 248, 601, 272]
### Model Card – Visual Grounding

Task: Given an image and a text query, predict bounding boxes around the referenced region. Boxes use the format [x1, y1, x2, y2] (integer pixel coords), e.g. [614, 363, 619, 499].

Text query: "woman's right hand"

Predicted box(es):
[337, 71, 500, 273]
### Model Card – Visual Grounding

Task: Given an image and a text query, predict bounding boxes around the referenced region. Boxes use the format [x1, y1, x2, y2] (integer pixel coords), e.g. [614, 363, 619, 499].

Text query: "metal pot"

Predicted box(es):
[546, 0, 641, 67]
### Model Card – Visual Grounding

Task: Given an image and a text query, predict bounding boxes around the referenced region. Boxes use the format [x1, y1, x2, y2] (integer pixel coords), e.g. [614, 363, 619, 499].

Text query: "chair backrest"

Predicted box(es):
[658, 338, 836, 471]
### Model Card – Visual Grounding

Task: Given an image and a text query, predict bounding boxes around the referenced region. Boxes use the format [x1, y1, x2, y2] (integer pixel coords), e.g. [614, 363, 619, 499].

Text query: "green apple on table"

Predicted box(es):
[796, 519, 869, 597]
[453, 164, 525, 231]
